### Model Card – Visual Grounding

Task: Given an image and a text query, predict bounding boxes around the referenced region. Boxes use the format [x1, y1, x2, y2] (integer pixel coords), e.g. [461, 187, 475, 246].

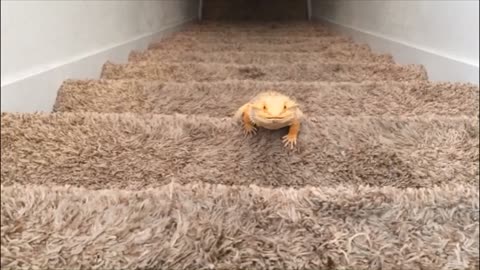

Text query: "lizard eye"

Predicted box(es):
[263, 105, 267, 110]
[284, 105, 287, 109]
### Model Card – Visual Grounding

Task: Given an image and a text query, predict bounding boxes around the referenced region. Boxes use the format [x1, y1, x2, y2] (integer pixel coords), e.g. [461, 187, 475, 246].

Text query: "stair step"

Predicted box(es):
[181, 27, 335, 34]
[54, 80, 479, 117]
[173, 30, 337, 37]
[147, 39, 370, 53]
[2, 112, 477, 190]
[100, 62, 428, 82]
[128, 49, 394, 64]
[160, 35, 351, 45]
[179, 22, 337, 36]
[187, 21, 329, 29]
[180, 25, 336, 32]
[2, 181, 477, 269]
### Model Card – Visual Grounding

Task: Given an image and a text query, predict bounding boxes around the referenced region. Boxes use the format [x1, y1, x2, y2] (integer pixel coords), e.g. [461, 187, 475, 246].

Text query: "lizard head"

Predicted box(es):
[251, 91, 298, 121]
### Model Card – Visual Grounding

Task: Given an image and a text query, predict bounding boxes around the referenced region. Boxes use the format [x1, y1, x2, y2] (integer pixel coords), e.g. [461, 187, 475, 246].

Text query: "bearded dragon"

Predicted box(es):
[235, 91, 303, 149]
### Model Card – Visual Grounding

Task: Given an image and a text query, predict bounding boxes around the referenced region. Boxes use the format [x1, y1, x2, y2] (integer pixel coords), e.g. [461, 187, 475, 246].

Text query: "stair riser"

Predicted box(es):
[54, 80, 479, 117]
[147, 41, 369, 53]
[129, 50, 394, 64]
[2, 182, 477, 269]
[2, 113, 477, 190]
[100, 62, 428, 83]
[190, 21, 325, 27]
[156, 35, 351, 45]
[175, 31, 337, 37]
[187, 25, 328, 30]
[181, 27, 334, 33]
[182, 25, 332, 30]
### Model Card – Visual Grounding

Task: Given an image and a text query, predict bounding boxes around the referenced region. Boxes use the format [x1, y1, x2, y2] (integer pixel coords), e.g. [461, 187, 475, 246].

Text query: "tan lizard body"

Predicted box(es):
[235, 91, 303, 149]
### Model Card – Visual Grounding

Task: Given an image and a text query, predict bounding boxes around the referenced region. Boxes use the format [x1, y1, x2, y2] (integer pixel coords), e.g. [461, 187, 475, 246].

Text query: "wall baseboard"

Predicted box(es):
[1, 18, 197, 113]
[314, 17, 479, 85]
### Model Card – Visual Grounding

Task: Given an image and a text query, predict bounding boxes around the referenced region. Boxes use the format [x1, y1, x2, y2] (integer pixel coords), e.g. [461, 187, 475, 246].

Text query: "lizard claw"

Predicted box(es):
[282, 134, 297, 149]
[243, 124, 257, 136]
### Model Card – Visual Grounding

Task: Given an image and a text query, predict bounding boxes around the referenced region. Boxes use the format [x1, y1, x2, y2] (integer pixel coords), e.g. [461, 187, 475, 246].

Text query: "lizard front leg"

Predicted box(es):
[241, 106, 257, 136]
[282, 119, 300, 149]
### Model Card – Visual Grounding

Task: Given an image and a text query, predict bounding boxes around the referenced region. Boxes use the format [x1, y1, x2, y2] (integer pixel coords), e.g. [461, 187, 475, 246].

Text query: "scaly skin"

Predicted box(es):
[235, 91, 303, 149]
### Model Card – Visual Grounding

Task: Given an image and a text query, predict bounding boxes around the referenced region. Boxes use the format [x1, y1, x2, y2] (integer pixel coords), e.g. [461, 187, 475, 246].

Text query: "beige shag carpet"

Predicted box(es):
[100, 61, 427, 82]
[127, 49, 395, 65]
[1, 20, 479, 270]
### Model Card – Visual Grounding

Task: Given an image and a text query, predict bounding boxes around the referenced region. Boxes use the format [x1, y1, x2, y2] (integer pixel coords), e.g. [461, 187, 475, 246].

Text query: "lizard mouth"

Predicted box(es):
[266, 116, 284, 120]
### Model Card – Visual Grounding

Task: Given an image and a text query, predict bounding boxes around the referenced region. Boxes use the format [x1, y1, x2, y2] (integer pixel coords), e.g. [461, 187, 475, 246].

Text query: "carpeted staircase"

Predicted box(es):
[1, 21, 479, 269]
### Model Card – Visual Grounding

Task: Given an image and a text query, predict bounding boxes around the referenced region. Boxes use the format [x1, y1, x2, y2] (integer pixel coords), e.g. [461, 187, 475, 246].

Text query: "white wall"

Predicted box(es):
[1, 0, 199, 112]
[312, 0, 479, 84]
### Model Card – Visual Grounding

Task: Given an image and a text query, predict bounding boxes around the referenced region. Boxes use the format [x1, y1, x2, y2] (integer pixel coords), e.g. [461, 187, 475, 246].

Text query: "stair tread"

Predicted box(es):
[100, 61, 428, 82]
[2, 181, 477, 269]
[54, 79, 479, 116]
[2, 112, 477, 190]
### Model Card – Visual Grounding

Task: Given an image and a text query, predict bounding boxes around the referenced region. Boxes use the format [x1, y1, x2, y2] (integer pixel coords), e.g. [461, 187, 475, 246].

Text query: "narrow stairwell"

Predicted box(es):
[1, 21, 479, 270]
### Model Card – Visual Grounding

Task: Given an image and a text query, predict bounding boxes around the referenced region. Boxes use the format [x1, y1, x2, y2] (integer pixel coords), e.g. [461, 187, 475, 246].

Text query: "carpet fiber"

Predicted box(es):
[1, 21, 479, 270]
[127, 49, 395, 64]
[2, 182, 478, 269]
[100, 61, 428, 82]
